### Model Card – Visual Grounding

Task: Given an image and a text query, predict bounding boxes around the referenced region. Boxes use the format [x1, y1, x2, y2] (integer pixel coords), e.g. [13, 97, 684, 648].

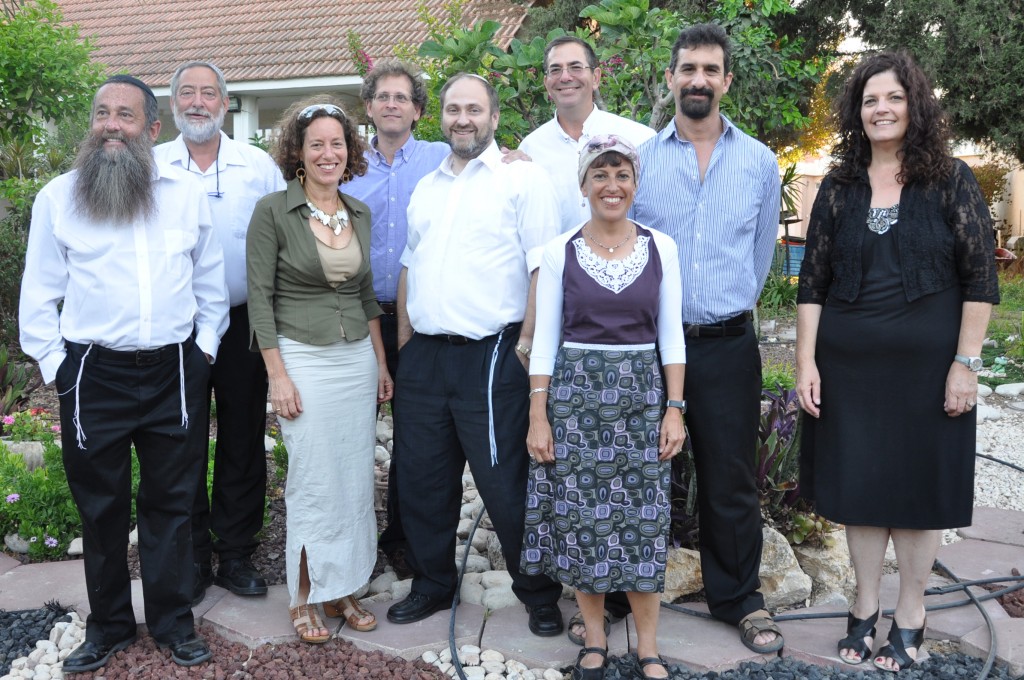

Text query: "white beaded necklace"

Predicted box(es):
[306, 194, 349, 235]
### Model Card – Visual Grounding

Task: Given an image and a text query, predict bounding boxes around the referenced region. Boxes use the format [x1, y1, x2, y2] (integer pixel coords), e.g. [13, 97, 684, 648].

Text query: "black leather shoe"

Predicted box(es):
[386, 591, 452, 624]
[215, 557, 268, 596]
[62, 634, 137, 673]
[192, 561, 214, 606]
[527, 602, 564, 637]
[157, 633, 212, 666]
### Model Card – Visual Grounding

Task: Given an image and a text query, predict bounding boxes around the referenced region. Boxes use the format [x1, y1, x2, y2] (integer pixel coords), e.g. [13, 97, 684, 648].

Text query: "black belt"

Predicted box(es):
[684, 311, 751, 338]
[379, 301, 397, 315]
[67, 337, 194, 366]
[429, 322, 522, 345]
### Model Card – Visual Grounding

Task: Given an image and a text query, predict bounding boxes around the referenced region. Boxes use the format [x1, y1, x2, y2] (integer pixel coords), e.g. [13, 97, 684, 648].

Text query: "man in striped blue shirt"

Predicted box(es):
[631, 23, 783, 656]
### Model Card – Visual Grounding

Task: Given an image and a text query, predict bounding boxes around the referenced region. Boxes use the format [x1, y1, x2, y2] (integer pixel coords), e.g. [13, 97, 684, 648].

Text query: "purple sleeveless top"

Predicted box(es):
[561, 224, 664, 345]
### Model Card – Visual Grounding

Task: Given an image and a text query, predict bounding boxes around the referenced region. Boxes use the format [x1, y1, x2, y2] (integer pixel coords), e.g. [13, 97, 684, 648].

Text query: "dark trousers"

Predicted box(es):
[193, 304, 268, 562]
[394, 329, 561, 605]
[686, 319, 765, 624]
[57, 339, 210, 644]
[377, 311, 404, 552]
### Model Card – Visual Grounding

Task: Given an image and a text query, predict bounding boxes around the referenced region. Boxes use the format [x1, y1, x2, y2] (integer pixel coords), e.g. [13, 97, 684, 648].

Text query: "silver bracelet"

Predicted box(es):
[529, 387, 549, 397]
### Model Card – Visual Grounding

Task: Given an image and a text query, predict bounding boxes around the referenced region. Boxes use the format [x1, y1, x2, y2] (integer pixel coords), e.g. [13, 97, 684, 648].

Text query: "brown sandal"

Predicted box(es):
[739, 609, 784, 654]
[324, 595, 377, 632]
[290, 603, 331, 644]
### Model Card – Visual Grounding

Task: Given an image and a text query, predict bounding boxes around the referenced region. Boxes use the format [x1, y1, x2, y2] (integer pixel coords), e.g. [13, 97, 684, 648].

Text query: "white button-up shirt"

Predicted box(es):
[19, 162, 230, 383]
[402, 142, 560, 339]
[519, 106, 655, 233]
[154, 131, 285, 306]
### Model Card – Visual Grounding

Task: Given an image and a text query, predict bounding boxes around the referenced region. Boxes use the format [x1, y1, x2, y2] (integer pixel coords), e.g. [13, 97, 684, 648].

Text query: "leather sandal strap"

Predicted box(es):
[580, 646, 608, 658]
[637, 656, 667, 668]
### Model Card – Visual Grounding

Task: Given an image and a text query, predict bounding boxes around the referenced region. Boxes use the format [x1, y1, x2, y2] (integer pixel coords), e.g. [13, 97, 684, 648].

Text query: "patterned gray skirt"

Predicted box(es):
[520, 344, 670, 594]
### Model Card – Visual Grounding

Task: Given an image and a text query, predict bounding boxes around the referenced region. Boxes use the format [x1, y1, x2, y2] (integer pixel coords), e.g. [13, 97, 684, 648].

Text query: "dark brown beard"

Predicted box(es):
[72, 131, 156, 224]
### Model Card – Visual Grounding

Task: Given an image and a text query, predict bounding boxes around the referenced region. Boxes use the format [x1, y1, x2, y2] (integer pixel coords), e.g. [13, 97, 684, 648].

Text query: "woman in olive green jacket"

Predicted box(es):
[247, 97, 392, 643]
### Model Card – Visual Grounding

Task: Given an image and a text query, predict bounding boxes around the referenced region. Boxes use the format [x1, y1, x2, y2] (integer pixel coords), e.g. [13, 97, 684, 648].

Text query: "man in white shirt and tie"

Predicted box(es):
[386, 73, 564, 636]
[19, 75, 228, 672]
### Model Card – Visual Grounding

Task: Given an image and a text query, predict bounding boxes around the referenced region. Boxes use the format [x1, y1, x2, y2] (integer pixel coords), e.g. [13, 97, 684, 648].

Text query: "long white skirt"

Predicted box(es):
[277, 335, 378, 607]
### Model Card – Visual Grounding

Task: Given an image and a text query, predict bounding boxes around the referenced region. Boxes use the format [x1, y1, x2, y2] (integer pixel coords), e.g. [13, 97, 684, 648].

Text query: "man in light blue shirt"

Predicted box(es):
[631, 24, 783, 659]
[345, 59, 448, 572]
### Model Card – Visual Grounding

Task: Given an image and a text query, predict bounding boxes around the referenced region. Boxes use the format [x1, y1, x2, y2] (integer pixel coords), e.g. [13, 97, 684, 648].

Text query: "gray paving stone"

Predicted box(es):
[642, 602, 772, 672]
[960, 618, 1024, 677]
[201, 583, 295, 647]
[0, 559, 91, 612]
[777, 603, 854, 669]
[936, 539, 1024, 584]
[480, 599, 626, 670]
[0, 552, 20, 575]
[338, 600, 484, 661]
[957, 507, 1024, 548]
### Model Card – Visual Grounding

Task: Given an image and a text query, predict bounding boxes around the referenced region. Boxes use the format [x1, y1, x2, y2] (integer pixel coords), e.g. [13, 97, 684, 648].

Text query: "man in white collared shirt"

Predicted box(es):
[386, 74, 564, 635]
[154, 61, 285, 607]
[19, 76, 228, 671]
[517, 37, 655, 233]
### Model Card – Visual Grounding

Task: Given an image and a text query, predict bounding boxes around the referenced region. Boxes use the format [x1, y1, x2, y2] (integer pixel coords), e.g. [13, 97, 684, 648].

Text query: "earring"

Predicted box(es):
[295, 166, 306, 187]
[341, 168, 352, 184]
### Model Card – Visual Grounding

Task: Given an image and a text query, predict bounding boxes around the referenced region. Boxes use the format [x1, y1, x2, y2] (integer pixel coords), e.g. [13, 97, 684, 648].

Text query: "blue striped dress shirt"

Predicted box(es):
[630, 115, 781, 325]
[344, 135, 450, 303]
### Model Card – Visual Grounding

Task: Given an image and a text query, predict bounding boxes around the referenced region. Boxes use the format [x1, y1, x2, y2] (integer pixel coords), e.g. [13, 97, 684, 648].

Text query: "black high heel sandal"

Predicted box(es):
[571, 646, 608, 680]
[873, 619, 925, 673]
[837, 608, 878, 665]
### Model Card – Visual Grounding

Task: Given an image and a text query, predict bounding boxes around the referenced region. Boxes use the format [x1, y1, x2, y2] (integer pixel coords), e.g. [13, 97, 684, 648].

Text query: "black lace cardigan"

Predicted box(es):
[797, 159, 1000, 305]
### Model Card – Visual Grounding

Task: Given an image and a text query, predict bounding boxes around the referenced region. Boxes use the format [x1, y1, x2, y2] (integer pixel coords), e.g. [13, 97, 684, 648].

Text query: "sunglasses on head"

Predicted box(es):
[298, 103, 346, 120]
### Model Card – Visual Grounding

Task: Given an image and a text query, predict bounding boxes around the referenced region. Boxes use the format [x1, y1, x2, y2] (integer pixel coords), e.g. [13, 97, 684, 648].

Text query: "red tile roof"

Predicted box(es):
[57, 0, 531, 87]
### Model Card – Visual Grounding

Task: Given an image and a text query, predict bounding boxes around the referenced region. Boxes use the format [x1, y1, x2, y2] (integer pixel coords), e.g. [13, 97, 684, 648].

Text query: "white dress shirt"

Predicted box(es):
[402, 141, 561, 339]
[19, 162, 230, 383]
[154, 131, 285, 306]
[519, 107, 655, 233]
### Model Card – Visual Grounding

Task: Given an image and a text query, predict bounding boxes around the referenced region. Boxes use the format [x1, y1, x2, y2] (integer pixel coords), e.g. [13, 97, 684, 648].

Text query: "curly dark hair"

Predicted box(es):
[359, 59, 428, 131]
[830, 51, 952, 185]
[271, 95, 368, 183]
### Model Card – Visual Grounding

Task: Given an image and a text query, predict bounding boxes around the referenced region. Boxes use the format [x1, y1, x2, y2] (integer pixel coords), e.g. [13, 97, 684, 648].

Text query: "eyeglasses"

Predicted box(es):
[298, 103, 346, 120]
[186, 136, 224, 198]
[545, 64, 593, 78]
[373, 93, 412, 105]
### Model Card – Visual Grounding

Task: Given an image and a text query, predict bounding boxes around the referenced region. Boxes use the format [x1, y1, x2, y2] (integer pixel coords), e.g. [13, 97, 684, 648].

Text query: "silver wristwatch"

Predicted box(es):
[666, 399, 687, 413]
[954, 354, 983, 372]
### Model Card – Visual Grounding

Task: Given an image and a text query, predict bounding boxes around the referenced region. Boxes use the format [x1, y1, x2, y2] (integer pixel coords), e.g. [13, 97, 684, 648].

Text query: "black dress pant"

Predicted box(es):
[394, 329, 561, 605]
[193, 304, 268, 562]
[685, 319, 765, 624]
[57, 338, 210, 644]
[377, 310, 405, 553]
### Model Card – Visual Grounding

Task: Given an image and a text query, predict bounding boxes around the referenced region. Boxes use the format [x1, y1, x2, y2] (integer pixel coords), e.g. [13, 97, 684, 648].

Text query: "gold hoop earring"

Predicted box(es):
[295, 166, 306, 187]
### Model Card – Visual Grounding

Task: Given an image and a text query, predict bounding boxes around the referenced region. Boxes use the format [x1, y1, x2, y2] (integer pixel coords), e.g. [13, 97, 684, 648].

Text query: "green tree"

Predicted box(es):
[0, 0, 103, 147]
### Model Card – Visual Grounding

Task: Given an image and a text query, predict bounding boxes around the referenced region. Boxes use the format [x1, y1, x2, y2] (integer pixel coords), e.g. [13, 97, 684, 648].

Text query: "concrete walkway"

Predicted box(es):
[1, 507, 1022, 676]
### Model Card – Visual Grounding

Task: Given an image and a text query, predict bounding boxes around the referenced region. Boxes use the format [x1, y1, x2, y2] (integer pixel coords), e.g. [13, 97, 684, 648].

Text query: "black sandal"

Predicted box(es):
[567, 610, 612, 646]
[837, 608, 878, 665]
[571, 646, 608, 680]
[873, 619, 925, 672]
[635, 655, 669, 680]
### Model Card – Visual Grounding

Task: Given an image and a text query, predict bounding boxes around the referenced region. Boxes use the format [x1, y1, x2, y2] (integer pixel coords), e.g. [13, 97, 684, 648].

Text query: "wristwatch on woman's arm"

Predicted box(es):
[666, 399, 687, 414]
[953, 354, 983, 372]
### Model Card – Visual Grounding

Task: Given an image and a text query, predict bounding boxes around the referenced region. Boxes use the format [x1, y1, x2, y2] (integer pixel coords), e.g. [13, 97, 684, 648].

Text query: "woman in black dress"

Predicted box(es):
[795, 52, 998, 672]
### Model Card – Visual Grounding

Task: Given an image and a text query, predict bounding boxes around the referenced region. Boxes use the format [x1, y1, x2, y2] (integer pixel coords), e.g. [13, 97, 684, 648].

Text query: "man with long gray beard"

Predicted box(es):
[155, 61, 284, 606]
[19, 75, 228, 672]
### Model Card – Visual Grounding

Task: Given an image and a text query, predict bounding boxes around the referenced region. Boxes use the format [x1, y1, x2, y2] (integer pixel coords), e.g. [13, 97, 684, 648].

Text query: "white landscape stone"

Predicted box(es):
[480, 570, 513, 589]
[462, 554, 490, 573]
[422, 651, 439, 664]
[994, 382, 1024, 396]
[977, 384, 993, 397]
[481, 585, 518, 609]
[390, 578, 412, 600]
[480, 649, 505, 664]
[128, 526, 138, 546]
[481, 660, 506, 674]
[543, 669, 564, 680]
[459, 581, 484, 605]
[368, 570, 398, 595]
[374, 445, 390, 463]
[759, 526, 812, 608]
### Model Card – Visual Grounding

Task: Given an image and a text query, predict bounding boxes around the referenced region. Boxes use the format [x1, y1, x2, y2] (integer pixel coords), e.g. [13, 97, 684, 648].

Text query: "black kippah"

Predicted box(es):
[102, 74, 158, 108]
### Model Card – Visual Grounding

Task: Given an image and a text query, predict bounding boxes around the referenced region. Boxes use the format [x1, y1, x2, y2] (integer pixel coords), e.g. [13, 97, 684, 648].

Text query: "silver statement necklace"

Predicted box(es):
[584, 225, 633, 253]
[306, 195, 349, 235]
